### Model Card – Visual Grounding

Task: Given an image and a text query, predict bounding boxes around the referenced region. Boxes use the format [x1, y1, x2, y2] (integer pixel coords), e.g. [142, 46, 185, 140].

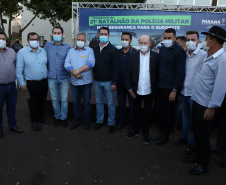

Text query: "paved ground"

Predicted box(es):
[0, 89, 226, 185]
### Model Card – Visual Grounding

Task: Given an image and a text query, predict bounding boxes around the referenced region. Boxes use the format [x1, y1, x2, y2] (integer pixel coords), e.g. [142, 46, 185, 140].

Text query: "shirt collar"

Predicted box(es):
[74, 46, 87, 50]
[120, 46, 134, 54]
[212, 48, 224, 58]
[186, 47, 199, 57]
[28, 45, 41, 53]
[50, 41, 65, 46]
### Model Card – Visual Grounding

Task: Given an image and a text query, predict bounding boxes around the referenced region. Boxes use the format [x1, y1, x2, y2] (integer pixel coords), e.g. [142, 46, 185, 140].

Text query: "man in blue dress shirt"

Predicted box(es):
[64, 33, 95, 131]
[44, 26, 71, 127]
[16, 32, 50, 131]
[0, 31, 23, 138]
[187, 26, 226, 175]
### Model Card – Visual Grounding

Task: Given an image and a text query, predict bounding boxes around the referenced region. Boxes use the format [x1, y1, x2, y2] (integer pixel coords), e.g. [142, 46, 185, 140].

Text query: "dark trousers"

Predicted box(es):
[117, 84, 133, 127]
[27, 79, 48, 123]
[216, 97, 226, 160]
[0, 83, 17, 130]
[71, 83, 92, 125]
[157, 88, 179, 137]
[132, 93, 154, 135]
[191, 101, 213, 167]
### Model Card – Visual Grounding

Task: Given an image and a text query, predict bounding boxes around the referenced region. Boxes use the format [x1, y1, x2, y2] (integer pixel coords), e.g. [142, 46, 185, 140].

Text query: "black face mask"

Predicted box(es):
[16, 41, 19, 44]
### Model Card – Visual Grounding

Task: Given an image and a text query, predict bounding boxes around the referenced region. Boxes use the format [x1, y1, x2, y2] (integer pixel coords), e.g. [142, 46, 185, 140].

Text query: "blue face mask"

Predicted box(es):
[99, 36, 108, 44]
[53, 35, 62, 42]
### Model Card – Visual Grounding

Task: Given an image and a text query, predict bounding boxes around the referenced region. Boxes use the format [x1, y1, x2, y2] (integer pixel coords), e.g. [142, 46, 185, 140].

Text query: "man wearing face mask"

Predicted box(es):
[0, 31, 23, 138]
[44, 26, 71, 127]
[93, 27, 120, 134]
[152, 28, 186, 145]
[12, 38, 23, 53]
[16, 32, 50, 131]
[174, 31, 207, 156]
[116, 32, 137, 131]
[125, 35, 158, 144]
[187, 26, 226, 175]
[64, 33, 95, 131]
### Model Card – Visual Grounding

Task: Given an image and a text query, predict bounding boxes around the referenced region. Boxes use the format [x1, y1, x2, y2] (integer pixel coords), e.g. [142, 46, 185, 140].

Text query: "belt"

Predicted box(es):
[0, 81, 15, 86]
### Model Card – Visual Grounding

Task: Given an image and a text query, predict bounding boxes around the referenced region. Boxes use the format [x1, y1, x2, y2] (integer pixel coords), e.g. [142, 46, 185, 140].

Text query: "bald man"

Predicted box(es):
[125, 35, 158, 144]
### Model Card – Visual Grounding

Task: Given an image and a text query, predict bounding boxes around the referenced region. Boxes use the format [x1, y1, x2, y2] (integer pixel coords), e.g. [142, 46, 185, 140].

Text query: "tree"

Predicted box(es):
[0, 0, 146, 43]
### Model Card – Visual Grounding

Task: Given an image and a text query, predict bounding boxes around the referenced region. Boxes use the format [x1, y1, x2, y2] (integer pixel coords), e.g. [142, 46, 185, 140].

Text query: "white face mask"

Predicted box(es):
[202, 40, 212, 51]
[29, 41, 39, 48]
[186, 41, 197, 51]
[162, 40, 173, 48]
[0, 40, 6, 49]
[139, 45, 149, 53]
[76, 41, 85, 48]
[121, 41, 130, 48]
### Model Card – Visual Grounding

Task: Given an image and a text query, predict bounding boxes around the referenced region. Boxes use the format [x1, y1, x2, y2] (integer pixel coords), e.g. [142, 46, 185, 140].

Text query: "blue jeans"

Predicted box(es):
[94, 81, 116, 125]
[71, 83, 92, 124]
[181, 94, 195, 146]
[48, 78, 69, 120]
[117, 84, 133, 127]
[0, 83, 17, 130]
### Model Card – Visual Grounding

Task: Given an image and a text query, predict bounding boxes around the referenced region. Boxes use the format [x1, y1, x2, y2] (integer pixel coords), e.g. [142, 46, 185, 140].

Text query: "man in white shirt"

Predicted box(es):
[125, 35, 158, 144]
[174, 31, 207, 156]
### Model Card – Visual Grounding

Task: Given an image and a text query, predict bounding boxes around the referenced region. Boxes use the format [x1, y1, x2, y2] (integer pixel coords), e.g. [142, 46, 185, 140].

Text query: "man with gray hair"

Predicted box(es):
[64, 32, 95, 131]
[125, 35, 158, 144]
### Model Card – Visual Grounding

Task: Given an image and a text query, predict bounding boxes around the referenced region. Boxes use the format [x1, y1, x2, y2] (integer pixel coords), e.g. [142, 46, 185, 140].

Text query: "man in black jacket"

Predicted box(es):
[93, 27, 120, 134]
[152, 28, 186, 145]
[125, 35, 158, 144]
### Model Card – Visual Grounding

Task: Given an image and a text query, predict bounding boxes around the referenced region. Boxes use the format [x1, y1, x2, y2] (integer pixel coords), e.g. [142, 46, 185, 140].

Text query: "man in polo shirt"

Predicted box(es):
[152, 28, 186, 145]
[45, 26, 71, 127]
[187, 26, 226, 175]
[16, 32, 50, 131]
[117, 32, 136, 131]
[93, 27, 120, 134]
[65, 32, 95, 131]
[0, 31, 23, 138]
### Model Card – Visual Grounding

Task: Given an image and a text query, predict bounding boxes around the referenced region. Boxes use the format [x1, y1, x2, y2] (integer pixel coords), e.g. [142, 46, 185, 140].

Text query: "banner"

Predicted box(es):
[79, 8, 226, 48]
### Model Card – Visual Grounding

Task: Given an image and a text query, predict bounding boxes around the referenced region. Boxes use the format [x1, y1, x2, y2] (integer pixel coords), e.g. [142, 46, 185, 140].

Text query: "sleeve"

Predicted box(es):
[16, 50, 26, 86]
[86, 48, 95, 69]
[174, 48, 186, 91]
[111, 47, 120, 85]
[64, 49, 74, 72]
[208, 59, 226, 108]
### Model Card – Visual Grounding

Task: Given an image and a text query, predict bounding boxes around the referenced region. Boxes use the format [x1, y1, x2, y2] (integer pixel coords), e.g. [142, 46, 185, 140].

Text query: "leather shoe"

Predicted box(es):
[116, 123, 125, 131]
[70, 122, 81, 129]
[9, 127, 23, 133]
[152, 132, 164, 141]
[173, 137, 188, 146]
[182, 156, 197, 163]
[39, 118, 51, 124]
[84, 124, 90, 131]
[0, 130, 3, 138]
[155, 135, 169, 145]
[184, 144, 195, 156]
[32, 122, 41, 131]
[189, 165, 208, 175]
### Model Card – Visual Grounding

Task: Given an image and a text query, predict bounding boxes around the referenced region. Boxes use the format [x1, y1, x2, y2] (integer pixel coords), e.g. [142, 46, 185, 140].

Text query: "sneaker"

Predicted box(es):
[143, 135, 150, 145]
[184, 144, 195, 156]
[93, 123, 102, 130]
[53, 119, 61, 127]
[126, 130, 139, 139]
[61, 120, 68, 128]
[108, 125, 115, 134]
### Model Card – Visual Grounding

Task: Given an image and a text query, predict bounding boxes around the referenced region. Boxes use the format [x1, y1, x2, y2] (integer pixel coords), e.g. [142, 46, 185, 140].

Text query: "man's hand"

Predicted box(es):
[169, 90, 176, 102]
[111, 85, 116, 91]
[203, 108, 215, 120]
[128, 89, 136, 99]
[20, 85, 27, 91]
[75, 74, 83, 79]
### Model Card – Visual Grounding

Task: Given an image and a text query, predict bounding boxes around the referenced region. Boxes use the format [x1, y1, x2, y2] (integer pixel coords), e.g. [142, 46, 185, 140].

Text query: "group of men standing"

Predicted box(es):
[0, 25, 226, 175]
